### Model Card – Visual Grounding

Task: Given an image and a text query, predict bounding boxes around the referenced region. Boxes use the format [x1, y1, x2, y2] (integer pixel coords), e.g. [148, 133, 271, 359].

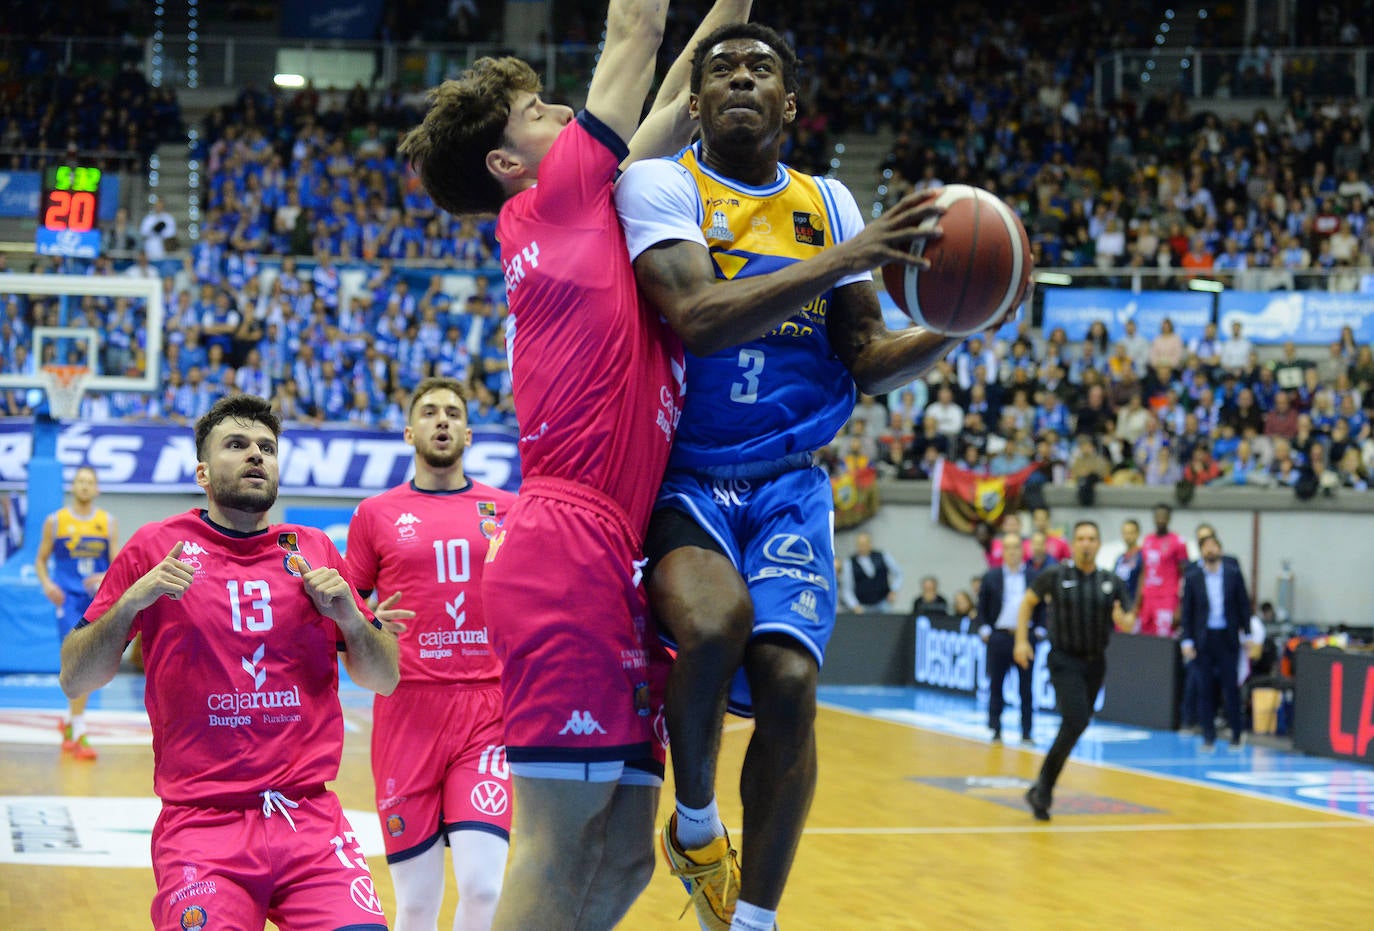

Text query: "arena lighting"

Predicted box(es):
[1188, 278, 1226, 292]
[275, 73, 307, 88]
[1033, 271, 1073, 286]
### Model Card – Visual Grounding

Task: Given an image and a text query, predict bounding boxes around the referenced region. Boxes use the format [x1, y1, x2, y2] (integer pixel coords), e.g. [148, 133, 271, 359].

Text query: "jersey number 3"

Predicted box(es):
[730, 348, 765, 404]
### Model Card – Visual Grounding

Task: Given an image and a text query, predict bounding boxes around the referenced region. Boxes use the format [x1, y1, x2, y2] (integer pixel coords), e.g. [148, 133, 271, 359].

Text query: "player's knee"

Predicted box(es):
[456, 875, 502, 915]
[664, 594, 753, 661]
[749, 644, 818, 735]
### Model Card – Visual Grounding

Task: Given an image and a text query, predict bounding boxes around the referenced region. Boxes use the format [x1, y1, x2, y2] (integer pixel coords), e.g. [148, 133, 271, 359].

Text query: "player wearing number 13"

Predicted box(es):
[60, 394, 399, 931]
[345, 377, 516, 931]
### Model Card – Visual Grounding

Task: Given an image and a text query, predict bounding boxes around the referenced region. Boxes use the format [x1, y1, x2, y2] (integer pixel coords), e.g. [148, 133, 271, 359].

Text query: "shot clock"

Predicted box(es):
[36, 165, 103, 258]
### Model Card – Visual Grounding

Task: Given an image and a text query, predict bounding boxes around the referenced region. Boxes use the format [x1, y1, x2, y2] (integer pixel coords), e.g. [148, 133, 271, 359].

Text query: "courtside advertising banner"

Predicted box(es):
[1040, 288, 1211, 342]
[0, 421, 521, 495]
[1218, 291, 1374, 345]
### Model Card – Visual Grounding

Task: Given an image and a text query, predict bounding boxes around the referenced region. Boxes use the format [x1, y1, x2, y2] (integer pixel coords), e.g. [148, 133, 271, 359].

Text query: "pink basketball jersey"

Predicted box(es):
[495, 112, 684, 536]
[1140, 531, 1188, 597]
[85, 509, 371, 803]
[345, 480, 514, 686]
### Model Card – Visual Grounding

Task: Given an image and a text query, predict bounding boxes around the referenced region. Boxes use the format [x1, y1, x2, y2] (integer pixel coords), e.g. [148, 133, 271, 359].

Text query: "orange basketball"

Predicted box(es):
[881, 184, 1033, 337]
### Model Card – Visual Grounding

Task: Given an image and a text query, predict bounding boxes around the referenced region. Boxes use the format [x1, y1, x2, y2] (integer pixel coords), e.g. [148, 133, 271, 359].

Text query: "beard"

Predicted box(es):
[211, 472, 278, 513]
[416, 438, 465, 470]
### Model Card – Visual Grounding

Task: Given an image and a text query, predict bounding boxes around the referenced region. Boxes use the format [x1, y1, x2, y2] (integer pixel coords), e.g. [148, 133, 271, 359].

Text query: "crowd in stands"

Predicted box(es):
[828, 314, 1374, 496]
[0, 34, 184, 172]
[3, 1, 1374, 500]
[872, 14, 1374, 281]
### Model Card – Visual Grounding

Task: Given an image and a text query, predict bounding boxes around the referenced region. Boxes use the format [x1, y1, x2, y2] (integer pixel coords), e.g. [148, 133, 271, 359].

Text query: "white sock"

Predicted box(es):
[730, 901, 777, 931]
[674, 798, 725, 849]
[71, 714, 86, 740]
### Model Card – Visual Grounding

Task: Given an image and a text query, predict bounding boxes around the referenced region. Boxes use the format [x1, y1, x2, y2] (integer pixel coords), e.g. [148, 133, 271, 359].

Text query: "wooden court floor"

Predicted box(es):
[3, 702, 1373, 930]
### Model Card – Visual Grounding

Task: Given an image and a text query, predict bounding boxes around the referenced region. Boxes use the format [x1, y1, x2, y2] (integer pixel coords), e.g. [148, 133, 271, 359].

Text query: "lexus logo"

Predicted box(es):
[471, 780, 510, 815]
[762, 533, 815, 566]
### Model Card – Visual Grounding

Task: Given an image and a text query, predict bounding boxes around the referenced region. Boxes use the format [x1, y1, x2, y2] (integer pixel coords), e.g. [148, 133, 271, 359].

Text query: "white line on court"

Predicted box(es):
[796, 820, 1374, 836]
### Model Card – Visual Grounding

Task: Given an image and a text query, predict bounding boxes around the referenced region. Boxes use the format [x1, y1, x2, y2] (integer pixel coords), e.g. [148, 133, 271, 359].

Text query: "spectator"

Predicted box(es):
[1263, 391, 1299, 439]
[139, 197, 177, 261]
[1218, 320, 1254, 374]
[911, 576, 949, 617]
[1148, 318, 1185, 373]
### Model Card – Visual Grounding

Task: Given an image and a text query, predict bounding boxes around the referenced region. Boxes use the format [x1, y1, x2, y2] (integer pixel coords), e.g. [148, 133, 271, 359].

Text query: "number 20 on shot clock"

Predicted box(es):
[36, 165, 103, 258]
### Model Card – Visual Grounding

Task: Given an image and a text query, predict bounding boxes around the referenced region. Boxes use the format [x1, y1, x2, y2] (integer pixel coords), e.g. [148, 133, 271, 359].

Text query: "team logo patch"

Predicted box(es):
[793, 211, 825, 246]
[277, 532, 312, 577]
[180, 905, 209, 930]
[705, 209, 734, 243]
[634, 681, 651, 717]
[385, 813, 405, 837]
[478, 518, 499, 540]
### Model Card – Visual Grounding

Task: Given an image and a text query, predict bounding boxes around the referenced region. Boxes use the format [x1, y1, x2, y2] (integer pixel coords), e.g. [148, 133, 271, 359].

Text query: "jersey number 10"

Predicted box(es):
[433, 539, 471, 583]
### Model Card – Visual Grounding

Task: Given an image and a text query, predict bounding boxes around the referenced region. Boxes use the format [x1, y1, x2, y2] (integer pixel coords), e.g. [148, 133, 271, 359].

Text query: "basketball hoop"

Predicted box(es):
[40, 364, 91, 421]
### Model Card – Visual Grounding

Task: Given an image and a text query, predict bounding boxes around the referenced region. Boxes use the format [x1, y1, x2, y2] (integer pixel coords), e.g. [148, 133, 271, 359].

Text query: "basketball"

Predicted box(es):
[881, 184, 1033, 338]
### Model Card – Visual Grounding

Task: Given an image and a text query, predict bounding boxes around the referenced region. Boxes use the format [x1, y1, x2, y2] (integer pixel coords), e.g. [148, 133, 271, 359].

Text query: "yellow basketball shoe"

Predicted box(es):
[660, 814, 740, 931]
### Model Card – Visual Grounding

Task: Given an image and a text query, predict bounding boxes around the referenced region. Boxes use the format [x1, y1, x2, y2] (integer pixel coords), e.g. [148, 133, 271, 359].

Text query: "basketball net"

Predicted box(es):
[40, 364, 91, 421]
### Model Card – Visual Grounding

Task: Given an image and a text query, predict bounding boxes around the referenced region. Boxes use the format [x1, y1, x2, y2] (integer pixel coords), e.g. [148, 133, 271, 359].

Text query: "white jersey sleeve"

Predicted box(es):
[820, 176, 873, 289]
[615, 158, 706, 261]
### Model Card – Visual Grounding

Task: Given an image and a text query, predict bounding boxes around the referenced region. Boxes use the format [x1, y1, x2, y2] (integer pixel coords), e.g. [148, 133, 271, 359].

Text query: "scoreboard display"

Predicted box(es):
[36, 165, 103, 258]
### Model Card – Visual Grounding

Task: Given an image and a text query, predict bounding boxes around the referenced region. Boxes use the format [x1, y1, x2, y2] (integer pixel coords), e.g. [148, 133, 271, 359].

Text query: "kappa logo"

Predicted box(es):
[395, 513, 419, 540]
[471, 780, 509, 816]
[558, 710, 607, 736]
[241, 644, 267, 690]
[763, 533, 816, 567]
[179, 541, 207, 573]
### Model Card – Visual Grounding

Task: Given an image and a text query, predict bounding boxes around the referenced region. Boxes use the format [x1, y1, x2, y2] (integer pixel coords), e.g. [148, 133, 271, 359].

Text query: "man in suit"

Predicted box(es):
[978, 532, 1046, 744]
[1180, 522, 1244, 731]
[1180, 534, 1251, 749]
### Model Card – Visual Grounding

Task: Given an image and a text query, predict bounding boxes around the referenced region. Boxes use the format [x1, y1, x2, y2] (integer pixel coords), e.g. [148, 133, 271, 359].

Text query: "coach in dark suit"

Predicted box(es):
[979, 532, 1049, 744]
[1180, 534, 1251, 749]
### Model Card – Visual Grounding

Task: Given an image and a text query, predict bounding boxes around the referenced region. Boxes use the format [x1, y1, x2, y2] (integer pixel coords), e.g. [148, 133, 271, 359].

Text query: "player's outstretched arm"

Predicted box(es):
[630, 188, 945, 357]
[583, 0, 672, 146]
[626, 0, 753, 164]
[304, 566, 400, 696]
[60, 542, 193, 698]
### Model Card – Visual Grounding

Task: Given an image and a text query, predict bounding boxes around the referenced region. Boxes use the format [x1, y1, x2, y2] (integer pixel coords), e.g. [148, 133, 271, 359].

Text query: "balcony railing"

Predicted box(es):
[1094, 46, 1372, 105]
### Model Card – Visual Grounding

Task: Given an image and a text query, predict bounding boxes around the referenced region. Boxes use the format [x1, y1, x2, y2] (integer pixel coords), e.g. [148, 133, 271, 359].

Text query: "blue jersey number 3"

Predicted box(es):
[730, 348, 765, 404]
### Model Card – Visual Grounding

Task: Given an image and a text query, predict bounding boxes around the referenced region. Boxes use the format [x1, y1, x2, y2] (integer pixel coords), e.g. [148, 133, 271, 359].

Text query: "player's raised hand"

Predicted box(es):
[374, 591, 415, 635]
[303, 566, 361, 623]
[127, 542, 195, 610]
[835, 187, 945, 274]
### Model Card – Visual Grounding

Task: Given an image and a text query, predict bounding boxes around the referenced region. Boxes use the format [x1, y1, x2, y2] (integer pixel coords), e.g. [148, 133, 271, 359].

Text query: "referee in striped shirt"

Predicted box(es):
[1014, 520, 1135, 821]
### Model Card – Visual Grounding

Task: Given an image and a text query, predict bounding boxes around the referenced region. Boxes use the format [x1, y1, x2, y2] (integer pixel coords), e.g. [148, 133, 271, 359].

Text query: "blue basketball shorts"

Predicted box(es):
[652, 465, 837, 716]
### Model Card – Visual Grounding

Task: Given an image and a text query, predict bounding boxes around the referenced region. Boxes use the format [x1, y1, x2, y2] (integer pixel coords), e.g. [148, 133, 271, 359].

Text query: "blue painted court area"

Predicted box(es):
[818, 685, 1374, 820]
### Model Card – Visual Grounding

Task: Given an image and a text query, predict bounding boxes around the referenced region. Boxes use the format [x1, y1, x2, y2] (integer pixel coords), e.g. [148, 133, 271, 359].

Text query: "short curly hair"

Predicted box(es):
[398, 57, 542, 216]
[689, 23, 800, 95]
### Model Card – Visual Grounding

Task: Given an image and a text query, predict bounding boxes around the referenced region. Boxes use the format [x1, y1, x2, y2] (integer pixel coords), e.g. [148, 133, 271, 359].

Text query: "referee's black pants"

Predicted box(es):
[1035, 649, 1106, 802]
[987, 629, 1034, 738]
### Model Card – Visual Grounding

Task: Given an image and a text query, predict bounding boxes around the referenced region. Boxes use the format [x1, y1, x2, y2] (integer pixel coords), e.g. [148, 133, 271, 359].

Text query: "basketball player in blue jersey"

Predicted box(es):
[35, 466, 119, 761]
[615, 22, 1015, 931]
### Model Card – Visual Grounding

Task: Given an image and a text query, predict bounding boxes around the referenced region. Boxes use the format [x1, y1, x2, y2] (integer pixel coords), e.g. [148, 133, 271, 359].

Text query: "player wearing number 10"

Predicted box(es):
[60, 394, 400, 931]
[345, 377, 516, 931]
